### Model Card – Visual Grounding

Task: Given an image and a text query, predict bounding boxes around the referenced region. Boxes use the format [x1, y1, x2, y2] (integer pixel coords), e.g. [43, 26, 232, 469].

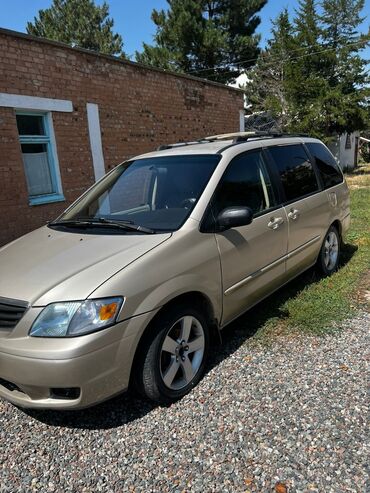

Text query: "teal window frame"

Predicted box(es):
[16, 111, 65, 206]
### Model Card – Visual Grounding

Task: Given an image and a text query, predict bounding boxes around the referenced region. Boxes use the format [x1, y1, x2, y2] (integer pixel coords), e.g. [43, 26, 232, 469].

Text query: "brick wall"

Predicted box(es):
[0, 29, 244, 246]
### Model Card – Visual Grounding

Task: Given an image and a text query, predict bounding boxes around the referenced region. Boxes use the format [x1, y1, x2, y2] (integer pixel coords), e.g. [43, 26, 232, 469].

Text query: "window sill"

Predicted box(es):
[29, 194, 65, 206]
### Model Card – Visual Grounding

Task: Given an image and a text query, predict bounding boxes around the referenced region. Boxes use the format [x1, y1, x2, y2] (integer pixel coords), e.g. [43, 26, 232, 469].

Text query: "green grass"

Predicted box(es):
[243, 164, 370, 342]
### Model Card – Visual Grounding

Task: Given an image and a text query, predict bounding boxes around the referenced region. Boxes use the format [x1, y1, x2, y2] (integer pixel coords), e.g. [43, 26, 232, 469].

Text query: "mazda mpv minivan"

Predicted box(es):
[0, 132, 350, 409]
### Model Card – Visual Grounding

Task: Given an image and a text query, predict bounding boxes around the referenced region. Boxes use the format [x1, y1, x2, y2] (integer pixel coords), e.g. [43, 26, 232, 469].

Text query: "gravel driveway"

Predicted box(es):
[0, 311, 368, 493]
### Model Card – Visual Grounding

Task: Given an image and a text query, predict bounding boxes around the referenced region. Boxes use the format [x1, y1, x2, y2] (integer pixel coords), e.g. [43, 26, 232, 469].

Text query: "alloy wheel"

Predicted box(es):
[160, 315, 205, 390]
[323, 231, 339, 270]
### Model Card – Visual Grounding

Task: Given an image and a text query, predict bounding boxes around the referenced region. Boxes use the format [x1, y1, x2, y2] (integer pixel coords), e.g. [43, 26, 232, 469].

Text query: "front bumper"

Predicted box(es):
[0, 311, 156, 410]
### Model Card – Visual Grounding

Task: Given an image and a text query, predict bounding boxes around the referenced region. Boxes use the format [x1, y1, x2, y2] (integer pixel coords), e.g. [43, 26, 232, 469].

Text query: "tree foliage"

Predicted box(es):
[27, 0, 124, 57]
[244, 9, 296, 127]
[135, 0, 267, 84]
[244, 0, 369, 139]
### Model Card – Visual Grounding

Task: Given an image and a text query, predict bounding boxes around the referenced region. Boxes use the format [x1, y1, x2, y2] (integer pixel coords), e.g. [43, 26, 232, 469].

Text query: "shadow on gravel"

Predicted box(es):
[22, 391, 157, 430]
[205, 241, 358, 364]
[22, 243, 357, 430]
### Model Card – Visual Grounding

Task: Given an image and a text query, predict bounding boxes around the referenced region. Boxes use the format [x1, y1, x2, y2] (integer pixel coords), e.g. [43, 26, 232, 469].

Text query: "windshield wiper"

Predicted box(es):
[49, 218, 155, 234]
[94, 217, 155, 234]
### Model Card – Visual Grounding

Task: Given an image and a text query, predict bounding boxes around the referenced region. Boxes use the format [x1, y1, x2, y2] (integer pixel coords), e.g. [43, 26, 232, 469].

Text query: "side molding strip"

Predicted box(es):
[287, 235, 321, 260]
[224, 235, 321, 296]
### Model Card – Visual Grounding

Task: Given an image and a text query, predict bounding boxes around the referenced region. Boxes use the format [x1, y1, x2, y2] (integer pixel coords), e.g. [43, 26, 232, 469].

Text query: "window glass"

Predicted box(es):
[16, 113, 62, 203]
[109, 166, 156, 213]
[60, 155, 220, 232]
[213, 150, 276, 217]
[16, 114, 45, 136]
[306, 142, 343, 189]
[21, 143, 53, 196]
[268, 144, 319, 201]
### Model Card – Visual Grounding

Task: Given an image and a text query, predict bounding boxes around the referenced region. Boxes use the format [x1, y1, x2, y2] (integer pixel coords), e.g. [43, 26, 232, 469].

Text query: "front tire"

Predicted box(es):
[317, 225, 340, 276]
[134, 303, 210, 404]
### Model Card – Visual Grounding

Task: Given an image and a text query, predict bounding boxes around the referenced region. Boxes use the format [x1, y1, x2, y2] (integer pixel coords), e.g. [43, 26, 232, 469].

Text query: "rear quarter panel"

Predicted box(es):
[331, 180, 350, 237]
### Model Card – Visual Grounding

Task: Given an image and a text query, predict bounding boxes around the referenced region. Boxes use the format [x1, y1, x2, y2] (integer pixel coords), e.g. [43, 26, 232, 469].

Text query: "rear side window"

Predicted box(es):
[212, 149, 276, 217]
[306, 142, 343, 189]
[268, 144, 319, 202]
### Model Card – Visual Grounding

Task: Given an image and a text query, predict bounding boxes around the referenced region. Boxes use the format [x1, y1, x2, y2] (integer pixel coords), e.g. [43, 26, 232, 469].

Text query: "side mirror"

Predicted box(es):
[216, 206, 253, 232]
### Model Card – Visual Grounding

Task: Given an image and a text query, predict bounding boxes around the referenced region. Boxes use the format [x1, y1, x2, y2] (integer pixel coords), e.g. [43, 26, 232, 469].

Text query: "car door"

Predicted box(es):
[210, 148, 289, 326]
[266, 143, 330, 278]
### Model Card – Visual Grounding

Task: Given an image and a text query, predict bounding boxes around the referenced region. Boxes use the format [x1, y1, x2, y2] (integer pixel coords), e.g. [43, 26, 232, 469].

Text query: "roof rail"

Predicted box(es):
[156, 139, 210, 151]
[205, 130, 310, 143]
[156, 131, 311, 151]
[205, 131, 267, 141]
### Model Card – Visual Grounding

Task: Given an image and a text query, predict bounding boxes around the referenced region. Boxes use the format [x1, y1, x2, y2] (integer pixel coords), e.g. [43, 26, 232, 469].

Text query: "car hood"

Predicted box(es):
[0, 226, 171, 306]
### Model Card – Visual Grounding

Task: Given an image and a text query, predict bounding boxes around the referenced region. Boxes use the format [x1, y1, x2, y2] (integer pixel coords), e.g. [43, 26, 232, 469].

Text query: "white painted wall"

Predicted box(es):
[0, 93, 73, 112]
[328, 131, 360, 170]
[239, 110, 245, 132]
[86, 103, 106, 181]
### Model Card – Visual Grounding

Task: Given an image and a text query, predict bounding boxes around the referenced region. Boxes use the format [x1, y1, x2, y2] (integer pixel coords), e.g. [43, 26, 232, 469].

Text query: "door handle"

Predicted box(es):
[287, 208, 300, 220]
[268, 217, 284, 230]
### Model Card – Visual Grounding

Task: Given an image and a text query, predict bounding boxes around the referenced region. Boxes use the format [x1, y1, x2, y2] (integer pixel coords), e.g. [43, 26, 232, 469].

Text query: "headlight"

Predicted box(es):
[30, 297, 124, 337]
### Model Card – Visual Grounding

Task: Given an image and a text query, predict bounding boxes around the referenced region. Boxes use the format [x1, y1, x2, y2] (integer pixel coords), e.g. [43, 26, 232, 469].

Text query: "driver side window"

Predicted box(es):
[212, 149, 276, 218]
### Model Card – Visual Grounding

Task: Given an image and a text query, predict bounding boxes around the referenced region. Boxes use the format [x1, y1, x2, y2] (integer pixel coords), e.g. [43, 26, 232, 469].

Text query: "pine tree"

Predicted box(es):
[285, 0, 328, 135]
[135, 0, 267, 84]
[27, 0, 124, 57]
[243, 9, 296, 128]
[293, 0, 370, 137]
[321, 0, 366, 46]
[246, 0, 369, 139]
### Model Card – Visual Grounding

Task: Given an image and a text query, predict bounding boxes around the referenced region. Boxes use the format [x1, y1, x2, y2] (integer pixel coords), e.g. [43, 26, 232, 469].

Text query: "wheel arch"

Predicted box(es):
[129, 291, 220, 389]
[331, 219, 342, 241]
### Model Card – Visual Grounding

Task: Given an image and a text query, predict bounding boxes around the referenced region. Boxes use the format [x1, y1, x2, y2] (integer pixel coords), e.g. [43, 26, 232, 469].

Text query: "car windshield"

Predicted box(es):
[55, 154, 221, 232]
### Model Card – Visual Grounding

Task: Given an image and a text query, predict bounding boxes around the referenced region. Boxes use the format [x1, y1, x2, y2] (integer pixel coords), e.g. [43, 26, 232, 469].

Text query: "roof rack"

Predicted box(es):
[156, 131, 310, 151]
[157, 140, 209, 151]
[204, 131, 267, 141]
[205, 131, 309, 143]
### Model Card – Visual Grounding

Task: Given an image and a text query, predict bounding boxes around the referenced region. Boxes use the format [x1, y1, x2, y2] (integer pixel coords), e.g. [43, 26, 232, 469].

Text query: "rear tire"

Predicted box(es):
[317, 225, 340, 276]
[134, 303, 210, 404]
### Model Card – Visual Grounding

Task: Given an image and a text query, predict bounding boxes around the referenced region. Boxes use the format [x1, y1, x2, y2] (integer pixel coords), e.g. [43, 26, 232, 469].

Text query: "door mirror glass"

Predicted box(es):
[217, 206, 253, 231]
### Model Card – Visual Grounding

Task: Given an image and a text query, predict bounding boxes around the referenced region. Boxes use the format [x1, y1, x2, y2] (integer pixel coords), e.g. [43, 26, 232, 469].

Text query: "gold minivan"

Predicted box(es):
[0, 133, 350, 409]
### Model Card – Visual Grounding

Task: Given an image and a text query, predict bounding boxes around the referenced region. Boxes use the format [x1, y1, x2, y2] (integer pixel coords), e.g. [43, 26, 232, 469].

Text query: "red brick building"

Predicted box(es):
[0, 28, 244, 247]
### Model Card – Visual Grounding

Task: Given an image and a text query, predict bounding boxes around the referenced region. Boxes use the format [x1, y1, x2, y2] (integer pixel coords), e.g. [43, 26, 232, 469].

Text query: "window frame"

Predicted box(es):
[200, 148, 282, 233]
[264, 143, 322, 206]
[16, 111, 65, 206]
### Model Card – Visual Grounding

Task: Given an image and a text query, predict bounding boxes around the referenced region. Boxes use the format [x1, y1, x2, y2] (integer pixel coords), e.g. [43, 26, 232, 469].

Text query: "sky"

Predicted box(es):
[0, 0, 369, 60]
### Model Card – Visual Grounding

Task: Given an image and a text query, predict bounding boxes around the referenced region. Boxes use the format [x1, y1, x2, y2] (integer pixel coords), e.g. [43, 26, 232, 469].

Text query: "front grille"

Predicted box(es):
[0, 297, 29, 329]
